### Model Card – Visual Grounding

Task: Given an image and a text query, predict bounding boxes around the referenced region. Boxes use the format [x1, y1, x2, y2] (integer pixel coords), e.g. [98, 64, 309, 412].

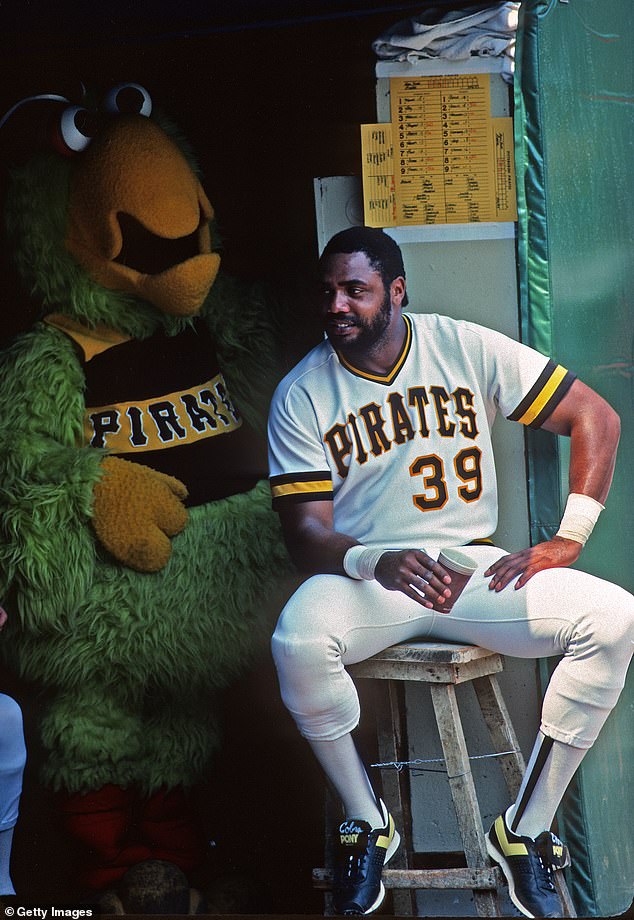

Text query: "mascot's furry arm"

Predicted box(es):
[0, 324, 101, 624]
[0, 322, 192, 612]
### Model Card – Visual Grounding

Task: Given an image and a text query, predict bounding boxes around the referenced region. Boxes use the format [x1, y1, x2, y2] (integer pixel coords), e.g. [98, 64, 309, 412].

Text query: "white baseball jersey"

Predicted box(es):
[268, 313, 575, 550]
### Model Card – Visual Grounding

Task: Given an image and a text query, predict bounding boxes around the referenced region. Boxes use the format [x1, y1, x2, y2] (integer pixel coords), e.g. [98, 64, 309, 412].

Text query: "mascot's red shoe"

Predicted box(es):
[138, 786, 208, 873]
[60, 783, 207, 890]
[59, 784, 153, 889]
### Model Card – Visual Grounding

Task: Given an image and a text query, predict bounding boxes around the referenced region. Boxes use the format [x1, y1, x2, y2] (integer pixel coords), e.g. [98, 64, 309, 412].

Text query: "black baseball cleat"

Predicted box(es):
[332, 799, 400, 915]
[486, 812, 571, 918]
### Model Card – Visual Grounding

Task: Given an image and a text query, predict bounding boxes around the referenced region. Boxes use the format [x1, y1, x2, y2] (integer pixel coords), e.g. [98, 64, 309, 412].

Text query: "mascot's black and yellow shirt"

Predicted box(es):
[46, 314, 266, 507]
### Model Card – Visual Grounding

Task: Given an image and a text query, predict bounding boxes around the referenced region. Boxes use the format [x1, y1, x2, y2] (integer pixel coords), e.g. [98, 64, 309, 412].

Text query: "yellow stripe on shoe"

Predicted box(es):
[376, 813, 395, 851]
[494, 815, 529, 857]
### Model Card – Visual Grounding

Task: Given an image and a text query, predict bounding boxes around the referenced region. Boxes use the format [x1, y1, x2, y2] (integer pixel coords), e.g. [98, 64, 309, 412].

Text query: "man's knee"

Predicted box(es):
[271, 619, 334, 676]
[271, 576, 343, 670]
[581, 585, 634, 657]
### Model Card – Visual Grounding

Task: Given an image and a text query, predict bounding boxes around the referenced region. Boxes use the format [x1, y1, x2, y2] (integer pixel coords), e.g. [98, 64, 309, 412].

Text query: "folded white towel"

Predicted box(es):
[372, 2, 519, 81]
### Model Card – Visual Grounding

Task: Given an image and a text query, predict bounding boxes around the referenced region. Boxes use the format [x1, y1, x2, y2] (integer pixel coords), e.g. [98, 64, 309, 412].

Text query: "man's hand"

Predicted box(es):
[375, 550, 452, 608]
[485, 536, 582, 592]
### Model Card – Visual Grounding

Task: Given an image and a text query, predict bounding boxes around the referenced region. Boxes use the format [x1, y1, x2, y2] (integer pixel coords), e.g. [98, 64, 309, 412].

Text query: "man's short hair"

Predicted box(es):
[319, 226, 409, 307]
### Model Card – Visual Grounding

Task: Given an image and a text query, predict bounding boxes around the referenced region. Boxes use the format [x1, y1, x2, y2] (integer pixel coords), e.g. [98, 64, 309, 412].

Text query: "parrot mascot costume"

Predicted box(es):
[0, 82, 294, 904]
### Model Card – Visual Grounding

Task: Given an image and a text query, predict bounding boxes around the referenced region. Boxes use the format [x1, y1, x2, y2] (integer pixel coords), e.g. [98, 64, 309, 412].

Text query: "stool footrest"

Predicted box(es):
[313, 866, 503, 890]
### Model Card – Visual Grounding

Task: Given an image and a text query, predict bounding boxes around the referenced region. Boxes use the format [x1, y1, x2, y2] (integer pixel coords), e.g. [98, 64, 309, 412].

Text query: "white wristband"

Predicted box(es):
[343, 545, 386, 580]
[555, 492, 604, 546]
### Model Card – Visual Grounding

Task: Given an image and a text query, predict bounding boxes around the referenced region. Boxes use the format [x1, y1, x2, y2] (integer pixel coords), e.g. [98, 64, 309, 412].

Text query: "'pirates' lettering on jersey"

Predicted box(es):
[85, 372, 241, 452]
[322, 383, 478, 479]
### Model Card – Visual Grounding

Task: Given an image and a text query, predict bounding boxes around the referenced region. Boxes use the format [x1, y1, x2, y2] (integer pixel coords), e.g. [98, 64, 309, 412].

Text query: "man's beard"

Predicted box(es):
[330, 290, 392, 357]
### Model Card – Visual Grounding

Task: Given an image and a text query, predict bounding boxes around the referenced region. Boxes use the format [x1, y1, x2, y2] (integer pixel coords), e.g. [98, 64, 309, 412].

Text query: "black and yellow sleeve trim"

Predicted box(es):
[270, 471, 333, 508]
[337, 315, 413, 385]
[507, 361, 576, 429]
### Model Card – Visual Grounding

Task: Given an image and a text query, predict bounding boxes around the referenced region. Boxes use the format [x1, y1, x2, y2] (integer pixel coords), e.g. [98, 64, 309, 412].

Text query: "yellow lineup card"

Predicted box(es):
[360, 123, 396, 228]
[361, 73, 517, 226]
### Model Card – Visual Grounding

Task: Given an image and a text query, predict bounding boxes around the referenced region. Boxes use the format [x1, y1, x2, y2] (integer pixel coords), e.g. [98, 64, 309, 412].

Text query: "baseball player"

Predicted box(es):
[267, 227, 634, 917]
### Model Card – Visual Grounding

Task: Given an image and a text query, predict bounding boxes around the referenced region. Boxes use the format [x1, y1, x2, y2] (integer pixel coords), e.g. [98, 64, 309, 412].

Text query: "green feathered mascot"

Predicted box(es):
[0, 82, 294, 899]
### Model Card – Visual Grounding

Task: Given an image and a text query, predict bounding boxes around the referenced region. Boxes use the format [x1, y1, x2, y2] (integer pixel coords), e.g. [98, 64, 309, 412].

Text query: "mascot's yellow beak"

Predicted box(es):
[65, 115, 220, 317]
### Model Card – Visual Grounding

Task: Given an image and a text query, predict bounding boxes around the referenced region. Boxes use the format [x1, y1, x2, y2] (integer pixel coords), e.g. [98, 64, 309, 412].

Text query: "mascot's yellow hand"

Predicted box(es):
[92, 456, 189, 573]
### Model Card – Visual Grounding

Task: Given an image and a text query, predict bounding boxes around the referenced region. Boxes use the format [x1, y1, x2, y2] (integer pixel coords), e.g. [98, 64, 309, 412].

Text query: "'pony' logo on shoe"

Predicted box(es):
[338, 819, 369, 848]
[332, 802, 401, 916]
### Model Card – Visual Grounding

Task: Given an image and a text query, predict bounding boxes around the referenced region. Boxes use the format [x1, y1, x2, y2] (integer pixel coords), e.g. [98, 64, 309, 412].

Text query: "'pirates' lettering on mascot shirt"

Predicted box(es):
[323, 384, 478, 479]
[44, 314, 266, 507]
[85, 372, 241, 452]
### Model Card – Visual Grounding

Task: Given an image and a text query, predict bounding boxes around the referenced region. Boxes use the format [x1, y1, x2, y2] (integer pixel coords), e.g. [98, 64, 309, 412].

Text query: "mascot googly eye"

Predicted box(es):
[0, 84, 153, 162]
[51, 105, 96, 156]
[103, 83, 152, 118]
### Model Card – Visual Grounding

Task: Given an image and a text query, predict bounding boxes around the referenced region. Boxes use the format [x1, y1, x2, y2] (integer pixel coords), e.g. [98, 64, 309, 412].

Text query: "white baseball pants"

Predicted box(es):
[0, 694, 25, 831]
[272, 546, 634, 749]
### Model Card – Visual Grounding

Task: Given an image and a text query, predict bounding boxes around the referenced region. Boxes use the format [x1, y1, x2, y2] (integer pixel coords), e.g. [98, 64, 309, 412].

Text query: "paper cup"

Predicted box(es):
[434, 548, 478, 613]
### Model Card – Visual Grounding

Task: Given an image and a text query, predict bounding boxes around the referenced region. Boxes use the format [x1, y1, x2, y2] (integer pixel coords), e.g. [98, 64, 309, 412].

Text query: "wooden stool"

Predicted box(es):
[313, 641, 576, 917]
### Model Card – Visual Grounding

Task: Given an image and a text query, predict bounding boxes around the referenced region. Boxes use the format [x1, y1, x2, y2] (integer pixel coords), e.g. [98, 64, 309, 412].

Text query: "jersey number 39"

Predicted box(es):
[410, 447, 482, 511]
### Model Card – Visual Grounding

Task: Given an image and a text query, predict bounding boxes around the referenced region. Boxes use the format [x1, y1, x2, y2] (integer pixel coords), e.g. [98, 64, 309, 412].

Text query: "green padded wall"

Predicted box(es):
[515, 1, 634, 914]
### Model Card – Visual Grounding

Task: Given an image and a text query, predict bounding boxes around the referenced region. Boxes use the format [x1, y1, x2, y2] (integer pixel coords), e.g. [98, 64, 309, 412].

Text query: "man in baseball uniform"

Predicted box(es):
[268, 227, 634, 917]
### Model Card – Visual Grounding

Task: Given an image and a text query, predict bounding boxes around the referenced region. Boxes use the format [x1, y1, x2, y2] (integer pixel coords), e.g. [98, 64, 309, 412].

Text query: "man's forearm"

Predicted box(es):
[542, 380, 621, 505]
[566, 407, 620, 504]
[281, 513, 359, 575]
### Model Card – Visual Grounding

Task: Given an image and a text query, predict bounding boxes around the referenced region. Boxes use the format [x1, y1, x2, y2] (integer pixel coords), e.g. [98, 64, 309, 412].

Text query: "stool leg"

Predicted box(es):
[553, 873, 577, 918]
[323, 780, 340, 916]
[429, 683, 499, 918]
[375, 680, 416, 917]
[472, 674, 526, 799]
